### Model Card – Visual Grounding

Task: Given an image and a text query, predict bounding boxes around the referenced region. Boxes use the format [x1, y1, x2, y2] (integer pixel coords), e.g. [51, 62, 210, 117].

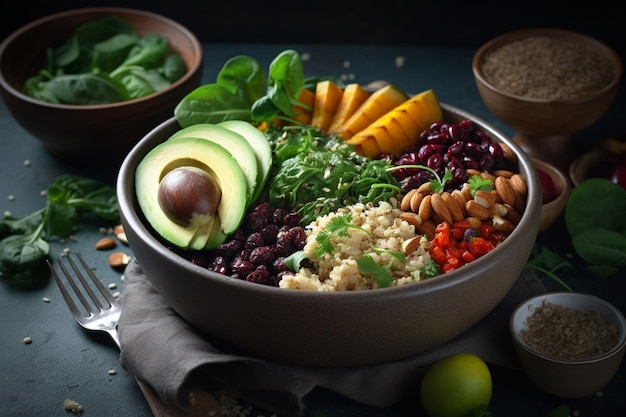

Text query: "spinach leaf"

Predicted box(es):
[0, 175, 119, 285]
[564, 178, 626, 277]
[175, 49, 311, 127]
[22, 17, 185, 105]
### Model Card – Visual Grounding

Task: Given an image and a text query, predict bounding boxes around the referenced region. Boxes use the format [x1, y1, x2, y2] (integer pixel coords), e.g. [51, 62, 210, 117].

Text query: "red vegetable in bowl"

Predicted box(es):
[538, 168, 558, 204]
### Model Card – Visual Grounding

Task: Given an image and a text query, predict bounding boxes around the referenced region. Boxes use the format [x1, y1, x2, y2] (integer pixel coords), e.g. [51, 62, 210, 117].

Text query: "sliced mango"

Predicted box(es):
[311, 80, 344, 131]
[293, 87, 315, 125]
[346, 89, 443, 158]
[332, 84, 409, 139]
[327, 83, 371, 133]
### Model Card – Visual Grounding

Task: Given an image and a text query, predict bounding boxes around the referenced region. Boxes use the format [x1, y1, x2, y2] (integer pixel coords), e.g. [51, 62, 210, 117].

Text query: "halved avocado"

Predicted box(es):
[218, 120, 272, 203]
[168, 124, 258, 203]
[135, 136, 247, 250]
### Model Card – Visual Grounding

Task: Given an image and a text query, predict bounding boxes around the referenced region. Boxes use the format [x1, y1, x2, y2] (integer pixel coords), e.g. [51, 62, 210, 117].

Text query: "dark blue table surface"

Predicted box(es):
[1, 42, 625, 417]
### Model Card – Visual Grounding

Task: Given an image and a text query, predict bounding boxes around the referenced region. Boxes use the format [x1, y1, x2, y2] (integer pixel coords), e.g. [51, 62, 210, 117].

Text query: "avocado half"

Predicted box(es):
[168, 124, 259, 204]
[135, 136, 248, 251]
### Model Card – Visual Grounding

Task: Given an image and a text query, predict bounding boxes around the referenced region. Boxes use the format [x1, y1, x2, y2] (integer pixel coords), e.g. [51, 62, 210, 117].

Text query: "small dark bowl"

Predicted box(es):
[117, 104, 542, 367]
[0, 7, 202, 166]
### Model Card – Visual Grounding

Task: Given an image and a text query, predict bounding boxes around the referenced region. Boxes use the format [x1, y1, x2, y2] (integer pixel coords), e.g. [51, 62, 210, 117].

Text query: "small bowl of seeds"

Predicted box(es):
[510, 291, 626, 398]
[472, 28, 623, 169]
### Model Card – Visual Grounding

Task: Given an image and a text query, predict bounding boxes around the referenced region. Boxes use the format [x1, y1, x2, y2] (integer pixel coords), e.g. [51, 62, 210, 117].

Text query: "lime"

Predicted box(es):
[420, 353, 493, 417]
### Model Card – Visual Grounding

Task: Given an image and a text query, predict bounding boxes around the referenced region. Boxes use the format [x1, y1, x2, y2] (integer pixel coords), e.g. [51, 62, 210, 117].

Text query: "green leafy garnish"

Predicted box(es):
[526, 245, 574, 291]
[468, 175, 494, 196]
[356, 253, 403, 288]
[314, 213, 371, 257]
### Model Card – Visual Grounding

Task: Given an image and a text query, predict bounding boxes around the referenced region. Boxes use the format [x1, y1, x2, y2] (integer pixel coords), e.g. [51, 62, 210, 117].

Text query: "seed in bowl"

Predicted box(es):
[519, 299, 620, 360]
[481, 36, 615, 101]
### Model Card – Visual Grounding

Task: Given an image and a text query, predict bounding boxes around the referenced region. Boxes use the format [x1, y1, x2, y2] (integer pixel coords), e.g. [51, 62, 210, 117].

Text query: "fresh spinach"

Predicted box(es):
[175, 49, 314, 127]
[22, 17, 185, 104]
[0, 175, 119, 286]
[564, 178, 626, 278]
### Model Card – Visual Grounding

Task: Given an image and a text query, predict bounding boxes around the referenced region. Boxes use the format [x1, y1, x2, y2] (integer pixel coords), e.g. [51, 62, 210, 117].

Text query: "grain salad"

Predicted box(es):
[482, 35, 615, 101]
[519, 300, 620, 360]
[279, 200, 432, 291]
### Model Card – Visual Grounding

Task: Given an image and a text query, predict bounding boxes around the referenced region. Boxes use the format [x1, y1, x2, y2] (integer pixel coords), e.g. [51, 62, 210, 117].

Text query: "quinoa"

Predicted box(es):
[482, 36, 615, 101]
[279, 200, 432, 291]
[519, 300, 620, 360]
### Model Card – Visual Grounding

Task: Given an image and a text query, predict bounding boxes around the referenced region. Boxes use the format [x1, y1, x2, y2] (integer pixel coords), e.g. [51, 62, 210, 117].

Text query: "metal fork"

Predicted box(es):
[47, 252, 208, 417]
[47, 252, 122, 348]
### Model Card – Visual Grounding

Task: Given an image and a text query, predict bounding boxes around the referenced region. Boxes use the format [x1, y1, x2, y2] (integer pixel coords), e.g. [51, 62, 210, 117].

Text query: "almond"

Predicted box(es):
[493, 169, 514, 178]
[95, 237, 116, 250]
[400, 212, 422, 227]
[464, 216, 484, 229]
[416, 219, 436, 240]
[418, 194, 433, 221]
[492, 215, 515, 233]
[494, 176, 516, 206]
[442, 191, 465, 223]
[113, 224, 128, 244]
[401, 236, 423, 256]
[108, 252, 131, 269]
[474, 189, 496, 208]
[430, 193, 452, 225]
[504, 204, 522, 224]
[417, 181, 433, 195]
[410, 191, 424, 213]
[400, 189, 417, 211]
[509, 174, 528, 197]
[499, 142, 517, 163]
[465, 199, 491, 220]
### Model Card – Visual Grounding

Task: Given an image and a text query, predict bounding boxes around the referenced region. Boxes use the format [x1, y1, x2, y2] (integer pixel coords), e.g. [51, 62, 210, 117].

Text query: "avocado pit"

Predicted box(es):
[157, 166, 222, 227]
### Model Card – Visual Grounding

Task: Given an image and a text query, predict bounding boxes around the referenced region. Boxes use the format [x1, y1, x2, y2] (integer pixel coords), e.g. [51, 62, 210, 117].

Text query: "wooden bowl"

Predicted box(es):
[533, 158, 571, 233]
[472, 28, 622, 168]
[0, 7, 202, 166]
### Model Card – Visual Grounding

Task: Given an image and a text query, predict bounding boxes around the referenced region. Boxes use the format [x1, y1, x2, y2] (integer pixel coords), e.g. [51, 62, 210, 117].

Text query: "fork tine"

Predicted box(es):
[47, 258, 86, 320]
[69, 253, 118, 310]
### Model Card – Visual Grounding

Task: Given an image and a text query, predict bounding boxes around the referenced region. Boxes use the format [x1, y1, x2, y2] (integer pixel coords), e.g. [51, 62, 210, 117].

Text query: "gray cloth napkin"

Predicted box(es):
[118, 259, 545, 417]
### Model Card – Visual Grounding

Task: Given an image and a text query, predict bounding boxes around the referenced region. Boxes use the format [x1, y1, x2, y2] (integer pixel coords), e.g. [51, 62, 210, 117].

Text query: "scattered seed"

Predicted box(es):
[395, 56, 406, 68]
[343, 60, 351, 68]
[23, 159, 31, 167]
[40, 189, 47, 197]
[69, 235, 77, 242]
[8, 195, 15, 201]
[301, 52, 311, 61]
[107, 369, 117, 376]
[113, 291, 121, 298]
[42, 296, 50, 303]
[4, 210, 11, 217]
[98, 227, 108, 235]
[108, 283, 117, 289]
[23, 337, 32, 344]
[63, 399, 84, 413]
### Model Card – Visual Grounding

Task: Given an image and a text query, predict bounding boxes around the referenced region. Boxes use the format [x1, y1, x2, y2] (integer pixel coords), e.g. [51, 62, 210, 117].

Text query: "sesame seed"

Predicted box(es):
[42, 296, 50, 303]
[23, 337, 32, 344]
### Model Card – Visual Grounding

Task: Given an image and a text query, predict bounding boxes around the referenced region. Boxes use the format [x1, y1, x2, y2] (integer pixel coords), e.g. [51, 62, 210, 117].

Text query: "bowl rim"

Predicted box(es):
[0, 6, 202, 110]
[510, 291, 626, 364]
[117, 102, 542, 300]
[532, 158, 571, 209]
[472, 27, 624, 104]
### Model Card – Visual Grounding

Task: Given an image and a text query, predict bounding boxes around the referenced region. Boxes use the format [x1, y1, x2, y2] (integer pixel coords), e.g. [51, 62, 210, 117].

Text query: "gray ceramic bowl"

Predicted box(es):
[510, 292, 626, 398]
[0, 7, 202, 166]
[117, 103, 542, 367]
